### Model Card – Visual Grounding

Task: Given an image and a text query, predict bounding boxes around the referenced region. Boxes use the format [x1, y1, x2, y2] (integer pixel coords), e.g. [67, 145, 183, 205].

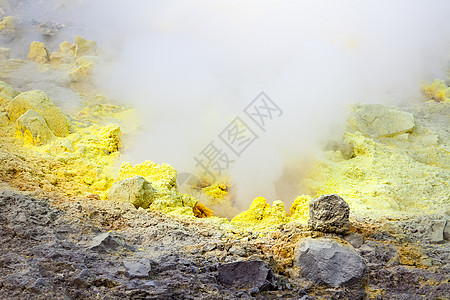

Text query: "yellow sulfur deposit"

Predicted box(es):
[70, 56, 97, 82]
[116, 160, 200, 216]
[200, 181, 238, 218]
[0, 80, 17, 106]
[0, 16, 18, 41]
[202, 182, 228, 203]
[0, 16, 17, 31]
[16, 109, 55, 146]
[303, 103, 450, 218]
[34, 122, 122, 198]
[193, 202, 214, 218]
[50, 41, 76, 65]
[59, 41, 76, 56]
[289, 194, 312, 224]
[7, 90, 70, 137]
[231, 197, 288, 231]
[118, 160, 178, 190]
[74, 35, 97, 57]
[422, 79, 450, 102]
[28, 41, 50, 64]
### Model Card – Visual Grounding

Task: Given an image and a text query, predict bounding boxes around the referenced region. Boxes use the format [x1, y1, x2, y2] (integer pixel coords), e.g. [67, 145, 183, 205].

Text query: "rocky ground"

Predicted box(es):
[1, 188, 449, 299]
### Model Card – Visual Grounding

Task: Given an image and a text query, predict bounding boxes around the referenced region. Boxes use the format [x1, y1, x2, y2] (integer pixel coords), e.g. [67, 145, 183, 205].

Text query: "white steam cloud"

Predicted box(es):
[6, 0, 450, 212]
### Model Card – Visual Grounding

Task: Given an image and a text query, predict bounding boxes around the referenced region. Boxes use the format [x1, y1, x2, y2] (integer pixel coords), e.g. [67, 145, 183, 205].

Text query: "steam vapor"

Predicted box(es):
[5, 0, 450, 212]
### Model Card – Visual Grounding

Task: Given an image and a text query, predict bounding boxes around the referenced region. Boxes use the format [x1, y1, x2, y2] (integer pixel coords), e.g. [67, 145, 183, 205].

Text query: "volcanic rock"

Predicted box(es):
[109, 175, 157, 209]
[16, 109, 55, 145]
[89, 232, 133, 253]
[71, 269, 92, 288]
[293, 238, 367, 288]
[123, 259, 151, 279]
[308, 194, 350, 234]
[217, 260, 276, 291]
[344, 232, 364, 248]
[7, 90, 70, 137]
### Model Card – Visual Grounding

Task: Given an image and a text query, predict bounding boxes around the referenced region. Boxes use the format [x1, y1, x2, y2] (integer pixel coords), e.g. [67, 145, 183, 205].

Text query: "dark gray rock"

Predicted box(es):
[293, 238, 367, 288]
[344, 233, 364, 248]
[88, 232, 133, 253]
[29, 278, 46, 292]
[308, 194, 350, 234]
[218, 260, 276, 292]
[72, 269, 92, 288]
[123, 259, 151, 279]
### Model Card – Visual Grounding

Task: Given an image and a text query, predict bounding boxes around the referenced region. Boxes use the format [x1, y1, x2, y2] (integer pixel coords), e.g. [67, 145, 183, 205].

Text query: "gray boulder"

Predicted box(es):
[89, 232, 133, 253]
[293, 238, 367, 288]
[425, 220, 447, 244]
[308, 194, 350, 234]
[109, 175, 156, 209]
[218, 260, 276, 292]
[123, 259, 151, 279]
[344, 232, 364, 248]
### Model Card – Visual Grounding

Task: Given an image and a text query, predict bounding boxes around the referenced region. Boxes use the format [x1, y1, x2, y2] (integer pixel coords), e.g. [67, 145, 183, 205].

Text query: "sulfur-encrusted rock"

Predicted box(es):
[109, 175, 157, 209]
[0, 80, 16, 106]
[50, 41, 76, 65]
[293, 238, 367, 288]
[49, 52, 64, 65]
[74, 35, 97, 57]
[0, 47, 10, 60]
[70, 55, 97, 82]
[308, 194, 350, 234]
[28, 41, 49, 64]
[193, 202, 213, 218]
[7, 90, 69, 137]
[118, 160, 178, 190]
[290, 194, 312, 223]
[0, 16, 19, 42]
[97, 123, 121, 153]
[16, 109, 55, 145]
[231, 197, 287, 231]
[349, 103, 415, 138]
[423, 79, 450, 103]
[232, 197, 270, 224]
[0, 112, 9, 126]
[59, 41, 76, 55]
